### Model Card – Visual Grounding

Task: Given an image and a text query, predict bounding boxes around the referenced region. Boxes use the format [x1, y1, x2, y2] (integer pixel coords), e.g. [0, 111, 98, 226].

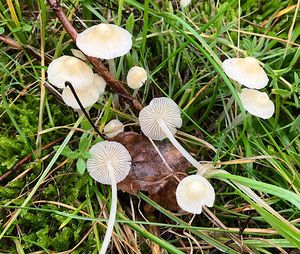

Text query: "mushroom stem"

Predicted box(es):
[108, 59, 116, 78]
[65, 81, 104, 138]
[157, 119, 206, 175]
[132, 89, 139, 98]
[100, 161, 118, 254]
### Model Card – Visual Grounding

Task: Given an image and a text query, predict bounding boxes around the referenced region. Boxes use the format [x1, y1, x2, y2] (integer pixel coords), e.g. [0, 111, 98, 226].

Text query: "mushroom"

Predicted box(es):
[76, 23, 132, 59]
[222, 57, 269, 89]
[104, 119, 124, 138]
[139, 97, 206, 174]
[239, 88, 275, 119]
[180, 0, 192, 8]
[61, 74, 106, 109]
[87, 141, 132, 254]
[47, 55, 94, 89]
[62, 83, 100, 110]
[176, 175, 215, 214]
[126, 66, 147, 96]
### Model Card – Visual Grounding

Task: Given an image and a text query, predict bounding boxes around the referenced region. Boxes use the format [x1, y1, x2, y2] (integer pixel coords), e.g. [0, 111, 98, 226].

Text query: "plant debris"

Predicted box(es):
[111, 132, 190, 211]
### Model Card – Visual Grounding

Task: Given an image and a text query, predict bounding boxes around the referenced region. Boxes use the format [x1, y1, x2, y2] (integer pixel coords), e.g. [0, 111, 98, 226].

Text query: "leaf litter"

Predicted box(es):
[111, 132, 190, 211]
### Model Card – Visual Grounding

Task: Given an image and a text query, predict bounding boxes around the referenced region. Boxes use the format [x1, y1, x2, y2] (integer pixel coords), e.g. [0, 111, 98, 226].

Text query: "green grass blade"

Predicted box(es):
[139, 193, 241, 254]
[213, 173, 300, 209]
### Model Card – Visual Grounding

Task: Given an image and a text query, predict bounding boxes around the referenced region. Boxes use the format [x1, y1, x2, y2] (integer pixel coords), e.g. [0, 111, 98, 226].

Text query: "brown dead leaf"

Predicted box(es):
[146, 178, 181, 212]
[111, 132, 190, 211]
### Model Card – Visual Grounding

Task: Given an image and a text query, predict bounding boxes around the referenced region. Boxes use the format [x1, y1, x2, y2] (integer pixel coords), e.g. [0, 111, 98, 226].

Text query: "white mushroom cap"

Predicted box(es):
[47, 55, 94, 89]
[61, 73, 106, 109]
[126, 66, 147, 89]
[76, 23, 132, 59]
[176, 175, 215, 214]
[239, 88, 275, 119]
[92, 73, 106, 94]
[222, 57, 269, 89]
[104, 119, 124, 138]
[86, 141, 132, 185]
[62, 83, 100, 109]
[139, 97, 182, 140]
[180, 0, 192, 8]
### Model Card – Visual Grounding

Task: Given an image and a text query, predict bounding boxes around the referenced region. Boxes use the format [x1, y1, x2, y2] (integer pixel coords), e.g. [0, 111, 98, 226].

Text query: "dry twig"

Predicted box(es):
[0, 35, 51, 63]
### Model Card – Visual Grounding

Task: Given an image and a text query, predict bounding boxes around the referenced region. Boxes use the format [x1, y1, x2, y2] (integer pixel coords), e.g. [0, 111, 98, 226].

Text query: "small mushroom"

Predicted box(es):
[47, 55, 93, 89]
[176, 175, 215, 214]
[180, 0, 192, 8]
[139, 97, 206, 174]
[62, 84, 99, 110]
[104, 119, 124, 138]
[76, 23, 132, 59]
[87, 141, 132, 254]
[126, 66, 147, 89]
[239, 88, 275, 119]
[222, 57, 269, 89]
[61, 74, 106, 109]
[126, 66, 147, 97]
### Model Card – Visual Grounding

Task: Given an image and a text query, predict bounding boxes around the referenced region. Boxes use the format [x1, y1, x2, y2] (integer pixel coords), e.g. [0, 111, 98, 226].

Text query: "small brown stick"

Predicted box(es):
[0, 35, 21, 49]
[47, 0, 142, 111]
[0, 137, 64, 182]
[0, 35, 51, 63]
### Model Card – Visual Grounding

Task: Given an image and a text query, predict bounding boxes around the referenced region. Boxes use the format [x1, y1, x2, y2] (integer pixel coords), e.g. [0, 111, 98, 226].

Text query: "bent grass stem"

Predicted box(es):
[65, 81, 104, 138]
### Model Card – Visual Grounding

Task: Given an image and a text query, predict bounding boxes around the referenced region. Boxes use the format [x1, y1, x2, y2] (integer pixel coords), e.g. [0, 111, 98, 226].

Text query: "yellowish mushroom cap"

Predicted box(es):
[176, 175, 215, 214]
[47, 56, 94, 89]
[126, 66, 147, 89]
[86, 141, 132, 185]
[76, 23, 132, 59]
[139, 97, 182, 140]
[104, 119, 124, 138]
[222, 57, 269, 89]
[62, 81, 100, 109]
[239, 88, 275, 119]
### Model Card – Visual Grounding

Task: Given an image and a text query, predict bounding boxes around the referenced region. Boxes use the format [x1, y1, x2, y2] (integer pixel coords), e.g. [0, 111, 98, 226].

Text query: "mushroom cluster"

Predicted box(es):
[139, 97, 216, 214]
[222, 56, 275, 119]
[47, 19, 220, 251]
[73, 23, 133, 254]
[48, 22, 134, 111]
[47, 55, 106, 110]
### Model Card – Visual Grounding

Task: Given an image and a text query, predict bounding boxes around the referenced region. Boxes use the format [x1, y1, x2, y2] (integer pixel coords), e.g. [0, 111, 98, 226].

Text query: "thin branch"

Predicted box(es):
[0, 35, 51, 63]
[47, 0, 142, 111]
[0, 35, 21, 49]
[65, 81, 105, 139]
